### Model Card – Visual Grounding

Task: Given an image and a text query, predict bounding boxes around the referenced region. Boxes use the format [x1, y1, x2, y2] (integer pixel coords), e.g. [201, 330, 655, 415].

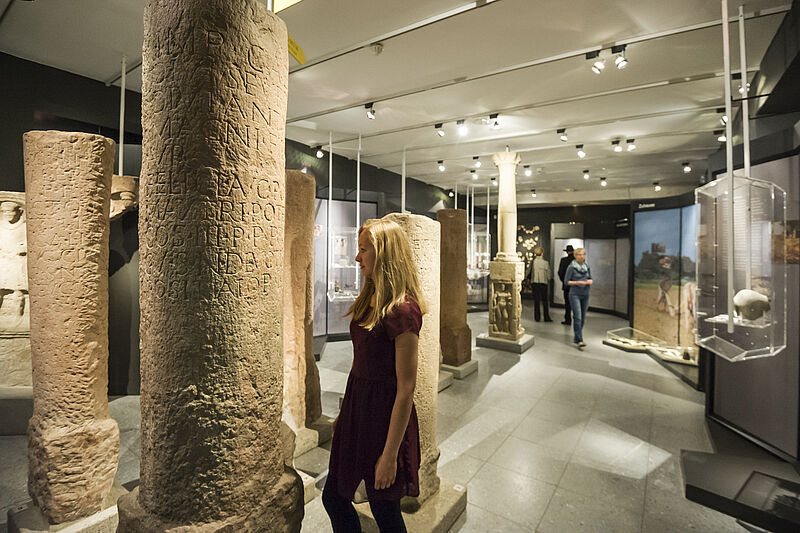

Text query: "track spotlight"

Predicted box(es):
[315, 146, 324, 158]
[438, 160, 446, 172]
[612, 45, 628, 69]
[612, 140, 622, 153]
[720, 115, 729, 125]
[457, 119, 468, 136]
[365, 103, 375, 120]
[586, 51, 604, 74]
[583, 169, 590, 180]
[626, 139, 636, 151]
[531, 189, 537, 198]
[473, 156, 481, 168]
[491, 178, 498, 187]
[600, 177, 607, 187]
[738, 82, 750, 95]
[448, 190, 454, 198]
[470, 170, 478, 180]
[557, 128, 568, 142]
[682, 162, 692, 173]
[714, 129, 726, 142]
[489, 113, 500, 129]
[435, 123, 445, 137]
[576, 144, 586, 159]
[524, 165, 532, 177]
[654, 182, 662, 192]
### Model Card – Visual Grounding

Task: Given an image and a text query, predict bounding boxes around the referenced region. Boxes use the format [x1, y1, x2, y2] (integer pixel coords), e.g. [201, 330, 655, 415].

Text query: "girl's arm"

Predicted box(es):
[374, 331, 418, 490]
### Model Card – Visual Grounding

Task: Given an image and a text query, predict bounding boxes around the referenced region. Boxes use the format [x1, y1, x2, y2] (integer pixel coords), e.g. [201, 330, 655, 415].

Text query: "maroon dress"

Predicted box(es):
[327, 299, 422, 502]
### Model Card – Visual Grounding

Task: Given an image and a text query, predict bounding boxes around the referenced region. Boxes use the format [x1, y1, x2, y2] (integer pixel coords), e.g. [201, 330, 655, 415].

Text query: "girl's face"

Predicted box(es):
[356, 230, 376, 278]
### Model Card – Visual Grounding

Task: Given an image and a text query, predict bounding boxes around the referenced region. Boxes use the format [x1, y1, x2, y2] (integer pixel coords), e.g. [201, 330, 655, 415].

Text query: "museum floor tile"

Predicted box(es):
[0, 302, 749, 532]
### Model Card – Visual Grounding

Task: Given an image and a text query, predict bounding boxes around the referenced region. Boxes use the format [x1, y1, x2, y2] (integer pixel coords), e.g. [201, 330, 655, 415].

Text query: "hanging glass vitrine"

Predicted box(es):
[694, 174, 787, 361]
[327, 227, 360, 302]
[467, 223, 490, 304]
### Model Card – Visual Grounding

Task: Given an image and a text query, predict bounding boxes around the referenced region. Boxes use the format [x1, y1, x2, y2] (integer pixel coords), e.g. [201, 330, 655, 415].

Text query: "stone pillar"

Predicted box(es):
[22, 130, 119, 523]
[477, 152, 534, 352]
[0, 191, 31, 388]
[283, 169, 321, 456]
[116, 1, 302, 531]
[436, 209, 476, 378]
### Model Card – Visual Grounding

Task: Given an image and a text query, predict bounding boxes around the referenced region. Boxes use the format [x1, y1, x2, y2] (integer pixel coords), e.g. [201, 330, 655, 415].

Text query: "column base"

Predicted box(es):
[293, 426, 319, 458]
[440, 359, 479, 379]
[437, 370, 454, 392]
[117, 467, 304, 533]
[308, 416, 334, 446]
[355, 480, 467, 533]
[476, 333, 535, 353]
[8, 484, 127, 533]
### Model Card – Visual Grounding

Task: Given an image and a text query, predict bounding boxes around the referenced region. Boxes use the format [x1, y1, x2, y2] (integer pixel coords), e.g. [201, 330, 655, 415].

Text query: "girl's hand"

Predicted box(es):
[586, 279, 593, 285]
[374, 453, 397, 490]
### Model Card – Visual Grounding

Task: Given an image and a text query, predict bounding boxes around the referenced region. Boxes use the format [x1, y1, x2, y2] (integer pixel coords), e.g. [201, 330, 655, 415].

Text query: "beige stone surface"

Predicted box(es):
[0, 337, 31, 387]
[8, 484, 128, 533]
[22, 130, 119, 524]
[382, 213, 441, 504]
[109, 175, 138, 221]
[0, 191, 29, 338]
[492, 151, 521, 261]
[436, 209, 472, 367]
[489, 260, 525, 340]
[283, 170, 321, 432]
[117, 2, 302, 531]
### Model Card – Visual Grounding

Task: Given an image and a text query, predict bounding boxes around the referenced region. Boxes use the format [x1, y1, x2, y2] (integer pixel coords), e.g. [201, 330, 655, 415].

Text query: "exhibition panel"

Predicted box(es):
[614, 237, 630, 315]
[584, 238, 616, 311]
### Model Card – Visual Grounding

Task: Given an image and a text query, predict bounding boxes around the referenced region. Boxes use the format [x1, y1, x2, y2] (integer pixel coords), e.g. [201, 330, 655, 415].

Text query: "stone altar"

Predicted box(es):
[116, 1, 303, 531]
[22, 130, 120, 523]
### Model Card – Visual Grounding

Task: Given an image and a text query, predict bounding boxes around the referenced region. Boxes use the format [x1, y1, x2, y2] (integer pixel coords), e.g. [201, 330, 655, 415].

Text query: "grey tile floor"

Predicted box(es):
[0, 302, 749, 532]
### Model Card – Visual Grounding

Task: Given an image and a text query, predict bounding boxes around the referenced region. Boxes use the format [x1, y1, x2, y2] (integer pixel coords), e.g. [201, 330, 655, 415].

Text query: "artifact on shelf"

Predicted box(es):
[110, 174, 139, 220]
[327, 227, 360, 302]
[732, 288, 770, 321]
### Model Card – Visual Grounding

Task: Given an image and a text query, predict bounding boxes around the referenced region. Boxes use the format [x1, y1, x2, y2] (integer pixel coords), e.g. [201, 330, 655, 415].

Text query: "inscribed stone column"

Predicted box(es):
[22, 131, 119, 523]
[283, 169, 321, 456]
[116, 1, 303, 531]
[436, 209, 476, 379]
[355, 214, 466, 533]
[476, 151, 534, 353]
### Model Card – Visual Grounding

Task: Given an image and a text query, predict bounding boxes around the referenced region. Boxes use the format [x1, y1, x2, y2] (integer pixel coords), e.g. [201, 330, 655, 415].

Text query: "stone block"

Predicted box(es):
[8, 484, 127, 533]
[438, 370, 454, 392]
[440, 359, 479, 380]
[356, 480, 467, 533]
[476, 332, 535, 353]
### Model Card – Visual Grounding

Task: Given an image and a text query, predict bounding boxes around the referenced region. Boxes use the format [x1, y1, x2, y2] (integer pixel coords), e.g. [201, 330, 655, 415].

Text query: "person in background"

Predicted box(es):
[564, 247, 592, 348]
[528, 246, 552, 322]
[557, 245, 575, 325]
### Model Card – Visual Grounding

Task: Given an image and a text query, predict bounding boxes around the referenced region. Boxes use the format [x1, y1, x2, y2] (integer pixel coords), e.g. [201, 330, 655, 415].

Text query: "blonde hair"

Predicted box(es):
[346, 219, 427, 330]
[574, 247, 586, 255]
[534, 246, 543, 256]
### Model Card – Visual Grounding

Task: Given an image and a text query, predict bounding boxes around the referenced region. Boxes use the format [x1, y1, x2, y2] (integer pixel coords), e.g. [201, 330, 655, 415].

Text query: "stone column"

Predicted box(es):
[116, 1, 302, 531]
[436, 209, 476, 378]
[22, 130, 119, 523]
[0, 191, 31, 388]
[477, 152, 534, 352]
[283, 169, 321, 456]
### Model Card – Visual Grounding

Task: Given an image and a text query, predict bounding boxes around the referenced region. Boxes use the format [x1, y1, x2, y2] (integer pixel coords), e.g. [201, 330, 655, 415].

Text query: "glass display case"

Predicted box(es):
[467, 224, 490, 305]
[695, 174, 787, 361]
[327, 227, 360, 302]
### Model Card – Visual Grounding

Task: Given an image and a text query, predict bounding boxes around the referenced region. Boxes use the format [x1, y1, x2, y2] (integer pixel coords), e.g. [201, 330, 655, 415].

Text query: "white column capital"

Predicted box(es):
[492, 151, 521, 169]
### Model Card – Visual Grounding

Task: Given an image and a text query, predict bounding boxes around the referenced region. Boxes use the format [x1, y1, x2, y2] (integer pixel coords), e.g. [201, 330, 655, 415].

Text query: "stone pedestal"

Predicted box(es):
[116, 2, 302, 531]
[22, 130, 120, 524]
[436, 209, 474, 377]
[8, 484, 128, 533]
[356, 481, 467, 533]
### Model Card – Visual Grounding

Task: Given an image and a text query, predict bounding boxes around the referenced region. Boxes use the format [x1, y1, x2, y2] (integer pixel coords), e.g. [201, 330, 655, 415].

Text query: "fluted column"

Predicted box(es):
[492, 151, 521, 261]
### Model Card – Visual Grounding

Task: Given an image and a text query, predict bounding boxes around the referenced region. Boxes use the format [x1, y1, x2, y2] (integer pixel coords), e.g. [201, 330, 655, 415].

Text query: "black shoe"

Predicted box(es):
[561, 320, 571, 325]
[544, 318, 553, 322]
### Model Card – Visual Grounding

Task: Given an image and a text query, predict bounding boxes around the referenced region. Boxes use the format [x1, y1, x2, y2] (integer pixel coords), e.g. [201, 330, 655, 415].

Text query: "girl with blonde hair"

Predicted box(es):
[323, 218, 426, 533]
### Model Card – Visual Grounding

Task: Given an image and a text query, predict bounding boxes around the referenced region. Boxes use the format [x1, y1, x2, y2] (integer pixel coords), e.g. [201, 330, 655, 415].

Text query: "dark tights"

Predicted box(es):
[322, 479, 407, 533]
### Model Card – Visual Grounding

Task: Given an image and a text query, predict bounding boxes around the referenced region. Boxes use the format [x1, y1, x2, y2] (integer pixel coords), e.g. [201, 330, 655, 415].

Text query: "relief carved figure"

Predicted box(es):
[0, 195, 29, 336]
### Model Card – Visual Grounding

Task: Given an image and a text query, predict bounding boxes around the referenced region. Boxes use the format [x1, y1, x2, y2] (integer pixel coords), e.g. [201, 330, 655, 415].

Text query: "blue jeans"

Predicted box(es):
[569, 293, 590, 343]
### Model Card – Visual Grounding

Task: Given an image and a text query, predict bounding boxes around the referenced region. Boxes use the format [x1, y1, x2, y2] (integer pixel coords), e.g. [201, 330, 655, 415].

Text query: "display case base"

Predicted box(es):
[476, 333, 534, 354]
[440, 359, 479, 379]
[355, 480, 466, 533]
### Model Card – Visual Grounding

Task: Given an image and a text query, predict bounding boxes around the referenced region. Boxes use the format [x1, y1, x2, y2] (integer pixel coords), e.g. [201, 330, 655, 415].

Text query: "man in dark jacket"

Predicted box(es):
[558, 245, 575, 325]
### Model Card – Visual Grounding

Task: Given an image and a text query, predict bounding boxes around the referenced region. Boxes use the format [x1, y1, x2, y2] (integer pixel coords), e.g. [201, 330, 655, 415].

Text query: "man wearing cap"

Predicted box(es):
[558, 245, 575, 325]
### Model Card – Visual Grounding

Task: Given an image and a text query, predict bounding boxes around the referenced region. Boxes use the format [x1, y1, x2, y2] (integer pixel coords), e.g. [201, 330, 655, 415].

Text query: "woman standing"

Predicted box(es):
[564, 247, 592, 347]
[323, 219, 424, 533]
[528, 246, 552, 322]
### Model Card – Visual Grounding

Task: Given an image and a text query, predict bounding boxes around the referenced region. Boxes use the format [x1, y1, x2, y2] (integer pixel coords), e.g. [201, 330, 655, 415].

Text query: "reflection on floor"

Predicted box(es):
[0, 302, 750, 532]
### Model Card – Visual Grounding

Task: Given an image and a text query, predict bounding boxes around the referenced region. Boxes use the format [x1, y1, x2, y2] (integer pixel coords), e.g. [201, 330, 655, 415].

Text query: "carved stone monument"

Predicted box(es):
[436, 209, 477, 379]
[477, 151, 535, 353]
[355, 213, 466, 533]
[110, 175, 139, 221]
[0, 191, 32, 388]
[116, 1, 303, 531]
[22, 130, 120, 523]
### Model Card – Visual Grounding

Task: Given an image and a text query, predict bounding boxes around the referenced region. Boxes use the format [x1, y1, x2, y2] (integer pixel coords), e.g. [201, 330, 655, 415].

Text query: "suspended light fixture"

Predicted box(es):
[654, 182, 662, 192]
[720, 115, 729, 125]
[738, 82, 750, 95]
[600, 177, 607, 187]
[435, 123, 445, 137]
[576, 144, 586, 158]
[682, 162, 692, 173]
[438, 160, 446, 172]
[557, 128, 568, 142]
[714, 129, 727, 142]
[473, 156, 481, 168]
[365, 103, 375, 120]
[470, 170, 478, 180]
[626, 139, 636, 151]
[612, 140, 622, 153]
[524, 165, 532, 177]
[489, 113, 500, 129]
[448, 190, 454, 197]
[530, 189, 537, 198]
[315, 146, 324, 158]
[457, 119, 468, 136]
[612, 44, 628, 69]
[583, 169, 590, 180]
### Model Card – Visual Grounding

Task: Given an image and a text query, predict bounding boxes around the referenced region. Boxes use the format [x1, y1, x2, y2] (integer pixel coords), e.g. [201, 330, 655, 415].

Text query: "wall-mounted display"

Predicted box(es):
[695, 174, 787, 361]
[327, 227, 360, 302]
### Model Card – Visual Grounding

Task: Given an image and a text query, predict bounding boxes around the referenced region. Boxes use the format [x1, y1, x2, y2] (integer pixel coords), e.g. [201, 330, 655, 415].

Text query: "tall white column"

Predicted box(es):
[492, 151, 521, 261]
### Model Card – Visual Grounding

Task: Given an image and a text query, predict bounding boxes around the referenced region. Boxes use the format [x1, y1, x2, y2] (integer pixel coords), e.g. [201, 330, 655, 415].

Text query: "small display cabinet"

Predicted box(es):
[467, 228, 490, 305]
[694, 174, 787, 361]
[327, 227, 360, 302]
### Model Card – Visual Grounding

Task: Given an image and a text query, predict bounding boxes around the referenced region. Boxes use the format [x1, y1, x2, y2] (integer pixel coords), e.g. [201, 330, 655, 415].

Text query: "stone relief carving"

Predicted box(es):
[0, 192, 29, 337]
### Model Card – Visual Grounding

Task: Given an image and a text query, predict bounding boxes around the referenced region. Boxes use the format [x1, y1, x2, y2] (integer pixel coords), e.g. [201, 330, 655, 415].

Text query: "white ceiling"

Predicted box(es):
[0, 0, 792, 206]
